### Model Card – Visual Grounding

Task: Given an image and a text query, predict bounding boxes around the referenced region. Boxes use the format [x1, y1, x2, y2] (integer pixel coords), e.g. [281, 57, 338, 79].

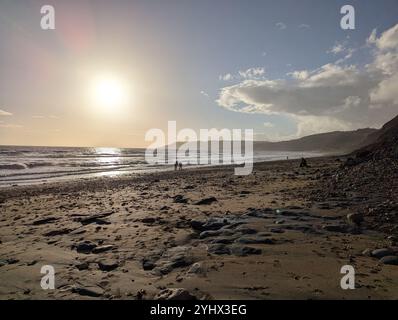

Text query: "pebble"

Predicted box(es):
[371, 248, 393, 259]
[380, 256, 398, 265]
[98, 260, 119, 271]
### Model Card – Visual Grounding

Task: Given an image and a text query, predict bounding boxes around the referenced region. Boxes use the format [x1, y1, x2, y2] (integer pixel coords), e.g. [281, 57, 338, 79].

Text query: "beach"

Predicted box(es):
[1, 156, 397, 300]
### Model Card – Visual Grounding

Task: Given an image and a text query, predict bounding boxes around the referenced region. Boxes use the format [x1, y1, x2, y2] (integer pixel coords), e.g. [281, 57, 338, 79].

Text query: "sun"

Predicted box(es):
[90, 74, 129, 111]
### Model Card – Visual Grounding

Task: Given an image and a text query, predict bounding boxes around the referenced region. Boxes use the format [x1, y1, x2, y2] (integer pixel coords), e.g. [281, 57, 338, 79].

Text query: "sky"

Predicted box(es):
[0, 0, 398, 147]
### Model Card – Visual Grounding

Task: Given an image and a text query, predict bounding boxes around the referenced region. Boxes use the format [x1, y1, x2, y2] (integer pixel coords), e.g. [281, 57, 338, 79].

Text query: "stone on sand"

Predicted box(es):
[379, 256, 398, 265]
[98, 259, 119, 271]
[155, 288, 197, 300]
[371, 248, 393, 259]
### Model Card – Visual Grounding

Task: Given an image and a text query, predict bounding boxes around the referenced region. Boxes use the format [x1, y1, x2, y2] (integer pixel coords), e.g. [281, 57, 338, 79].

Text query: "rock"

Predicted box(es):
[322, 224, 347, 233]
[27, 260, 38, 266]
[75, 261, 89, 270]
[92, 245, 115, 254]
[155, 288, 197, 300]
[371, 248, 394, 259]
[236, 236, 274, 245]
[194, 197, 217, 205]
[231, 246, 262, 256]
[75, 241, 97, 254]
[187, 262, 205, 275]
[43, 228, 72, 237]
[98, 260, 119, 271]
[347, 213, 364, 225]
[275, 219, 285, 225]
[208, 244, 231, 255]
[141, 217, 156, 224]
[32, 217, 58, 225]
[173, 195, 188, 204]
[380, 256, 398, 265]
[235, 225, 257, 234]
[199, 230, 222, 239]
[190, 219, 205, 231]
[72, 285, 104, 297]
[75, 212, 113, 225]
[270, 228, 285, 234]
[142, 258, 156, 271]
[6, 258, 19, 264]
[210, 237, 237, 244]
[362, 248, 372, 256]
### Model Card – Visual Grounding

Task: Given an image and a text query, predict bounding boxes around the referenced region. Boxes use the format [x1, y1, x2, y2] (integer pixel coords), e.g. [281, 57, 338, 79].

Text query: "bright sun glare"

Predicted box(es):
[91, 75, 129, 111]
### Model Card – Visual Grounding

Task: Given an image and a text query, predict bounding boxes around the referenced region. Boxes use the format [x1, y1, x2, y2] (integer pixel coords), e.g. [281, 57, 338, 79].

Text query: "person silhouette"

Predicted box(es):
[178, 162, 183, 171]
[174, 161, 178, 171]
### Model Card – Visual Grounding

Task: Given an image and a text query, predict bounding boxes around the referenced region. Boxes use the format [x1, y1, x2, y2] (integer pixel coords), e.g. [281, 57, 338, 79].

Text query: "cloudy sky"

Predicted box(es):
[0, 0, 398, 147]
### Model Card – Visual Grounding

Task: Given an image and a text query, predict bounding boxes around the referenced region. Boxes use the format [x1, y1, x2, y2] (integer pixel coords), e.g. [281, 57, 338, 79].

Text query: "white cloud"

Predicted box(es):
[239, 67, 265, 79]
[276, 22, 287, 30]
[219, 73, 233, 81]
[329, 43, 345, 54]
[299, 24, 310, 29]
[217, 23, 398, 137]
[200, 90, 209, 97]
[263, 122, 274, 128]
[288, 70, 309, 80]
[374, 24, 398, 50]
[0, 109, 12, 116]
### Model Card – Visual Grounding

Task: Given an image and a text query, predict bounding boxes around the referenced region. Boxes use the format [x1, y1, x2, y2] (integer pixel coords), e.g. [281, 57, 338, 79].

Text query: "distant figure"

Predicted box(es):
[174, 161, 178, 171]
[179, 162, 183, 171]
[286, 156, 289, 160]
[300, 157, 308, 168]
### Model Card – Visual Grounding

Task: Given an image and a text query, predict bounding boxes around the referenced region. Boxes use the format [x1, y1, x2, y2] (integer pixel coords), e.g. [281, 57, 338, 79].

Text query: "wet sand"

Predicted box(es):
[0, 157, 397, 300]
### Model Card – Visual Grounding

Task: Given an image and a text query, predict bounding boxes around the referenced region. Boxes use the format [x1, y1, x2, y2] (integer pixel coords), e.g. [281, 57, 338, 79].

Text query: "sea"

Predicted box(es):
[0, 146, 323, 187]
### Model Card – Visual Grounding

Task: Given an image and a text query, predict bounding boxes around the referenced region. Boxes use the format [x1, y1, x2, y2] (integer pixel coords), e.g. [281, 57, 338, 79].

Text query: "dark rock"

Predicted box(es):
[43, 228, 72, 237]
[142, 259, 156, 271]
[190, 219, 205, 231]
[322, 224, 348, 233]
[75, 212, 113, 225]
[371, 248, 394, 259]
[76, 261, 89, 270]
[208, 244, 231, 255]
[194, 197, 217, 205]
[98, 260, 119, 271]
[235, 225, 257, 234]
[92, 245, 115, 254]
[347, 213, 364, 225]
[270, 228, 285, 234]
[236, 236, 274, 245]
[72, 285, 104, 297]
[231, 246, 262, 256]
[141, 217, 156, 224]
[75, 241, 97, 254]
[210, 237, 237, 244]
[5, 258, 19, 265]
[380, 256, 398, 265]
[199, 230, 222, 239]
[173, 195, 188, 204]
[32, 217, 58, 225]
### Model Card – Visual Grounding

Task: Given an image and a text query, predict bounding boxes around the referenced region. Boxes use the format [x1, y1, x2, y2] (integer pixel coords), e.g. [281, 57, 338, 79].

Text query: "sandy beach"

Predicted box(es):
[1, 156, 397, 300]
